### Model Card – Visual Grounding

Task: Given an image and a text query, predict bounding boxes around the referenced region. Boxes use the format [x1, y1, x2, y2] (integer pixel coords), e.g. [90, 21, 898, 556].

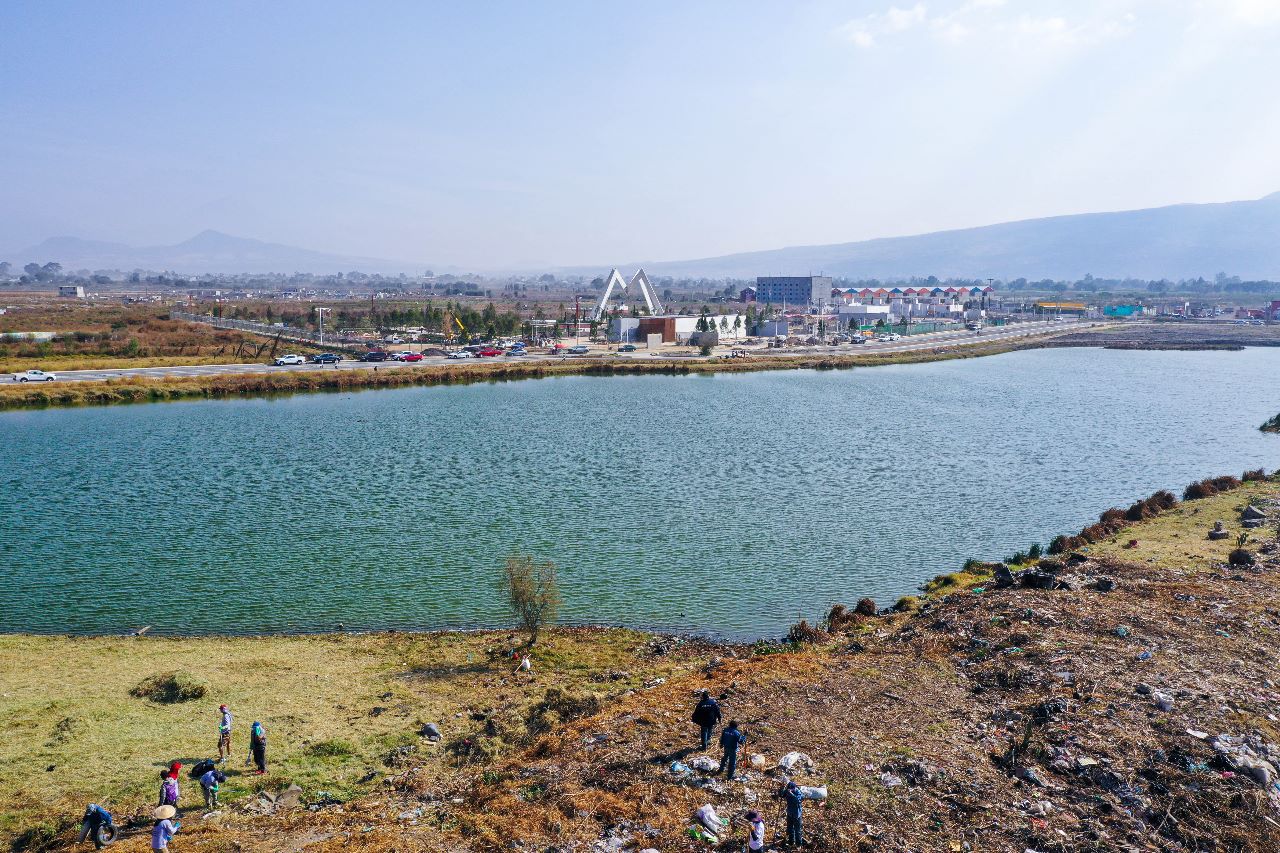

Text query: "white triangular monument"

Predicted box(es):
[591, 268, 665, 321]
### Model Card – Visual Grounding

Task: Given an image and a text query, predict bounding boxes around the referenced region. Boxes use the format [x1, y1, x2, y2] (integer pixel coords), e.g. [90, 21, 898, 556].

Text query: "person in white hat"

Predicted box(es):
[150, 805, 179, 850]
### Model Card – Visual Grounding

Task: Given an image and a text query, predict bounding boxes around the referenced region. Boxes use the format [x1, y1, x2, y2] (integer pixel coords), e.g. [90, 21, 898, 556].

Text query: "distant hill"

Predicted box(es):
[626, 192, 1280, 281]
[8, 230, 427, 275]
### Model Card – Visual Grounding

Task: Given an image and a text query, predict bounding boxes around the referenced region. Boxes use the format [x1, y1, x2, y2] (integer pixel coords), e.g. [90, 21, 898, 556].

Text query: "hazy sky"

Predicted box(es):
[2, 0, 1279, 269]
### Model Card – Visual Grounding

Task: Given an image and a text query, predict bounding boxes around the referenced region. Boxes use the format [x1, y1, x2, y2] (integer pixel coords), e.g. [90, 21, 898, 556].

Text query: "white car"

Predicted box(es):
[448, 350, 474, 360]
[14, 369, 56, 382]
[273, 354, 306, 366]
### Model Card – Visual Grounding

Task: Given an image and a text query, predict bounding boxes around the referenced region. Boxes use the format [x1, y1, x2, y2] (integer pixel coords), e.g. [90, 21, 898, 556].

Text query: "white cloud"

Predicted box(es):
[836, 1, 1136, 49]
[1210, 0, 1280, 26]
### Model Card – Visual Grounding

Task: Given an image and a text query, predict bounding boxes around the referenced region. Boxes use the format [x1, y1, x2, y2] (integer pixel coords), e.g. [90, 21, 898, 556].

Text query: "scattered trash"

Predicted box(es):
[879, 772, 903, 787]
[1153, 692, 1175, 712]
[689, 756, 718, 773]
[669, 761, 691, 777]
[1114, 626, 1130, 638]
[778, 752, 816, 773]
[419, 722, 442, 741]
[1136, 650, 1154, 662]
[799, 784, 828, 800]
[748, 753, 767, 770]
[1187, 729, 1209, 740]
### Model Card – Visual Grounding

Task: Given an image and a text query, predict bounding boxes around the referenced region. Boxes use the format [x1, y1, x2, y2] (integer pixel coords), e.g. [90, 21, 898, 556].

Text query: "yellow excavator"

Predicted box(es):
[445, 314, 467, 344]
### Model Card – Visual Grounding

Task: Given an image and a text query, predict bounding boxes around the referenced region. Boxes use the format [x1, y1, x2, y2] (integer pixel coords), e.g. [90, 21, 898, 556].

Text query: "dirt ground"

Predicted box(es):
[12, 479, 1280, 852]
[1045, 321, 1280, 350]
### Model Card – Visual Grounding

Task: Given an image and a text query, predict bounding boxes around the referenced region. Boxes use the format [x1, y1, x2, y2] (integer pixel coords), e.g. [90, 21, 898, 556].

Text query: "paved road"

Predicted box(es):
[9, 321, 1097, 384]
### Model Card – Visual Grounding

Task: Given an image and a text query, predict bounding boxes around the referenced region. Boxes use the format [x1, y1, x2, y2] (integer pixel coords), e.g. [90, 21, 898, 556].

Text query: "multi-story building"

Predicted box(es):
[755, 276, 832, 308]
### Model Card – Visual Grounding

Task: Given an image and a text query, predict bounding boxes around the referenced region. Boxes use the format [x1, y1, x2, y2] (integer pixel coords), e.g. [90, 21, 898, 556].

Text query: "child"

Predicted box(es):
[150, 805, 180, 850]
[200, 768, 226, 810]
[158, 773, 179, 809]
[744, 809, 766, 852]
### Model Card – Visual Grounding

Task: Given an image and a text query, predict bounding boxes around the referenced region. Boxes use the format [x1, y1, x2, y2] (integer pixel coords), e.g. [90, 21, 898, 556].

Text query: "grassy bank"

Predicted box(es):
[0, 336, 1044, 411]
[0, 628, 703, 848]
[6, 478, 1280, 851]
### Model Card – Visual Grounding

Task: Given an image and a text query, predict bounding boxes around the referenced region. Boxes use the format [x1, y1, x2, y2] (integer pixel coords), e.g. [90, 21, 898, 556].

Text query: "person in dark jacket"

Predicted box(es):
[690, 691, 722, 750]
[782, 781, 804, 847]
[718, 720, 746, 779]
[78, 804, 116, 849]
[248, 721, 267, 774]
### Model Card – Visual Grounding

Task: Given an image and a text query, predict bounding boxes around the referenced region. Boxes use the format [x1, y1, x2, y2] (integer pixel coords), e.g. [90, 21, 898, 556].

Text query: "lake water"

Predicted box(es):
[2, 347, 1278, 640]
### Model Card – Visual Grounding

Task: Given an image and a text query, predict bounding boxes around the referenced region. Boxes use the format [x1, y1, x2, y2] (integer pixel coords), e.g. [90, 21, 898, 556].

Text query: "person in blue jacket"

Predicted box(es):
[782, 780, 805, 847]
[77, 804, 116, 849]
[690, 691, 722, 750]
[718, 720, 746, 779]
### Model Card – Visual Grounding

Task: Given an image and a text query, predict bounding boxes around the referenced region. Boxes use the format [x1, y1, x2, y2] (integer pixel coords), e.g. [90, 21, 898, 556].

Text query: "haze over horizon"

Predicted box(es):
[3, 1, 1279, 270]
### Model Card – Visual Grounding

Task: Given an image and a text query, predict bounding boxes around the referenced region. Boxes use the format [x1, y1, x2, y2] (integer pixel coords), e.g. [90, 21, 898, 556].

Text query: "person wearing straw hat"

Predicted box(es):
[150, 805, 180, 850]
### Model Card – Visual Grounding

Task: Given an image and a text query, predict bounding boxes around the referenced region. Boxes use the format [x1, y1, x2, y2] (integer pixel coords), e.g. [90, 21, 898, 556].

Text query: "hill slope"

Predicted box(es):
[633, 192, 1280, 280]
[10, 230, 426, 275]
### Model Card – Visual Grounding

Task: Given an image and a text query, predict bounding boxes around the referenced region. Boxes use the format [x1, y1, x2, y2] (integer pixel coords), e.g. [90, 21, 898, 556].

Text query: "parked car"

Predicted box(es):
[618, 344, 638, 352]
[448, 350, 474, 359]
[14, 369, 56, 382]
[273, 354, 306, 365]
[507, 348, 529, 356]
[399, 352, 423, 362]
[391, 351, 418, 361]
[476, 347, 503, 357]
[310, 353, 341, 364]
[361, 351, 389, 362]
[384, 336, 406, 344]
[567, 345, 590, 355]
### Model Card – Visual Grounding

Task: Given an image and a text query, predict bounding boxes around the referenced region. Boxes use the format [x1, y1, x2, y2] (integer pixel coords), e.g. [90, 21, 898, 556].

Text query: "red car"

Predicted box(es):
[400, 353, 423, 362]
[476, 347, 503, 357]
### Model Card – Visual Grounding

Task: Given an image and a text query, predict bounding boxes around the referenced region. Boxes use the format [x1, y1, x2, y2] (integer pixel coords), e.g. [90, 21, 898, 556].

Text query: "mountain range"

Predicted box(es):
[622, 192, 1280, 281]
[6, 230, 428, 276]
[7, 192, 1280, 279]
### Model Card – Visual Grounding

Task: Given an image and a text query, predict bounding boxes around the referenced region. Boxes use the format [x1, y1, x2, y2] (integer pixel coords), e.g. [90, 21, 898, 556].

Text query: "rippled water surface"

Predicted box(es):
[3, 347, 1278, 639]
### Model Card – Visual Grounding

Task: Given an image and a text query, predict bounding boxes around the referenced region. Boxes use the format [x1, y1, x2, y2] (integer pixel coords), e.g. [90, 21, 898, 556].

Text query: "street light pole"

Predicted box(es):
[315, 307, 328, 347]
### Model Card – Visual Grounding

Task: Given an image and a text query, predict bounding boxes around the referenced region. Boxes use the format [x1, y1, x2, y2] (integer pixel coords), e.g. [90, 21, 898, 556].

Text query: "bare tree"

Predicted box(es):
[502, 553, 561, 646]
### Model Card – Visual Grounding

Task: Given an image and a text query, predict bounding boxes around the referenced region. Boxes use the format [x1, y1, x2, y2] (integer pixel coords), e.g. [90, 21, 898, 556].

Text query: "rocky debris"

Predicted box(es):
[275, 783, 303, 810]
[992, 563, 1016, 588]
[384, 745, 417, 767]
[1209, 521, 1231, 540]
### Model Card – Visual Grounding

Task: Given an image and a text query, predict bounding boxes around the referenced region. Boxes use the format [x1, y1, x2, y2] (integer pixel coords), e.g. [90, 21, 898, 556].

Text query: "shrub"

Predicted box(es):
[129, 671, 207, 704]
[1183, 479, 1217, 500]
[1027, 543, 1043, 560]
[1242, 468, 1267, 482]
[1211, 475, 1241, 492]
[1261, 414, 1280, 433]
[1100, 507, 1127, 525]
[1149, 489, 1178, 510]
[306, 739, 356, 758]
[893, 595, 922, 613]
[825, 604, 858, 632]
[786, 619, 827, 644]
[501, 553, 561, 646]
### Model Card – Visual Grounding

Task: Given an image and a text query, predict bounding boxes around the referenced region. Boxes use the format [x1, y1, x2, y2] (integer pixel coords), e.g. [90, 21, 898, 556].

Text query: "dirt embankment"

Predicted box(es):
[12, 476, 1280, 853]
[1043, 322, 1280, 351]
[0, 336, 1048, 411]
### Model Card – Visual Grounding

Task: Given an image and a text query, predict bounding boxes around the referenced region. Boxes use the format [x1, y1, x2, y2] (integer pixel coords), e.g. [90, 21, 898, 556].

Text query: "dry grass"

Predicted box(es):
[0, 628, 696, 848]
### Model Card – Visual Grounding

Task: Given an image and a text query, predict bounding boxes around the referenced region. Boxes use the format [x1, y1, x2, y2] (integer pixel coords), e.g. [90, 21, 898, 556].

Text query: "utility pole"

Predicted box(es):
[315, 306, 329, 347]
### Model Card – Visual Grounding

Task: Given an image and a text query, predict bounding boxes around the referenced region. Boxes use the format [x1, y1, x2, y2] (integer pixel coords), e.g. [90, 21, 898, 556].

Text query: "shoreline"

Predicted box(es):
[4, 472, 1279, 850]
[0, 333, 1075, 411]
